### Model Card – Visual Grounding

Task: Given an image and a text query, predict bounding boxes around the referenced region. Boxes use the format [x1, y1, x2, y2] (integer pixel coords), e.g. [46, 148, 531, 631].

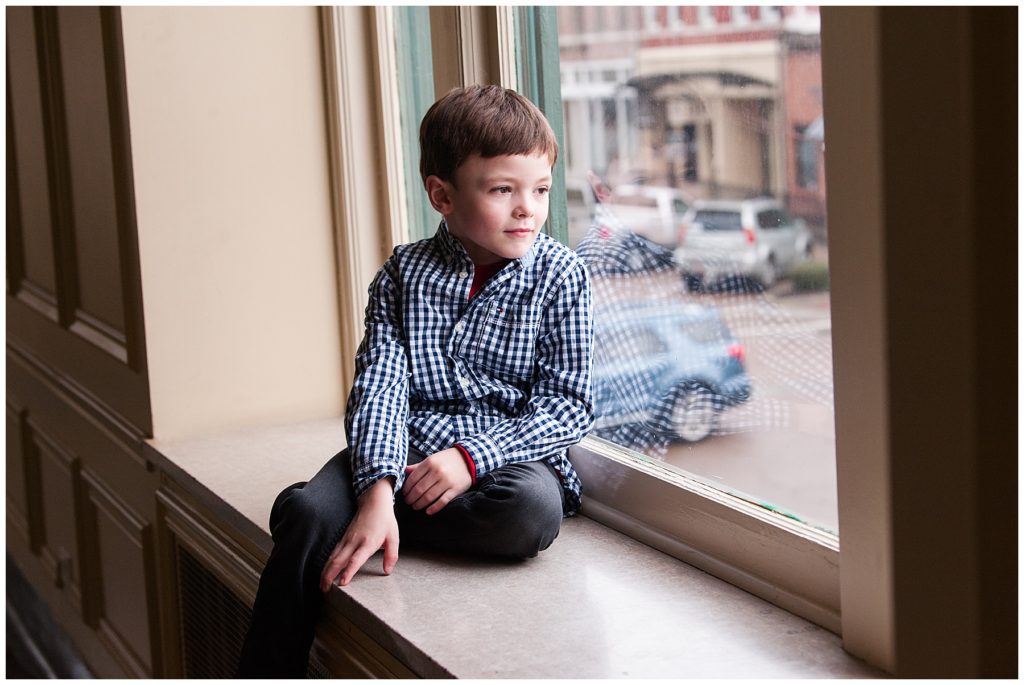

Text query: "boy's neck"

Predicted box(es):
[468, 259, 508, 299]
[473, 257, 509, 270]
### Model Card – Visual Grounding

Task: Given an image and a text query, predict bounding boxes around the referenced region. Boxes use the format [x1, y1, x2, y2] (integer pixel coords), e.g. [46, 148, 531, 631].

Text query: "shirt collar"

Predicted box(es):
[435, 220, 467, 263]
[434, 219, 539, 270]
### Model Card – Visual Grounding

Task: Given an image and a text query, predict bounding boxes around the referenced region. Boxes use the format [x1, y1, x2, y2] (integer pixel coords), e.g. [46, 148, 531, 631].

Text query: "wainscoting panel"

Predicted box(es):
[6, 4, 158, 679]
[6, 7, 59, 311]
[6, 347, 159, 678]
[55, 7, 128, 344]
[82, 470, 157, 677]
[6, 402, 31, 546]
[30, 420, 84, 612]
[6, 5, 150, 433]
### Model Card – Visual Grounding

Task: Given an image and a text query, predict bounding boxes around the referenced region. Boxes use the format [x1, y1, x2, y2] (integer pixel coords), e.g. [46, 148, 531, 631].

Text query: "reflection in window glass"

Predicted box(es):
[558, 6, 836, 533]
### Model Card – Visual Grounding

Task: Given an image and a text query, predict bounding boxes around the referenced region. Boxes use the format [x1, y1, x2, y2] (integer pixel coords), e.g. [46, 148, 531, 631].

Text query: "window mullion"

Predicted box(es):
[319, 6, 401, 391]
[372, 7, 409, 249]
[515, 7, 569, 244]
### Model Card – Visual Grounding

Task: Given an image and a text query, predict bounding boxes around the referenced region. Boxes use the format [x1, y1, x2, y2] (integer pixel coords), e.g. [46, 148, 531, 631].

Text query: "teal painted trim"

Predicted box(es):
[516, 7, 568, 245]
[395, 7, 441, 242]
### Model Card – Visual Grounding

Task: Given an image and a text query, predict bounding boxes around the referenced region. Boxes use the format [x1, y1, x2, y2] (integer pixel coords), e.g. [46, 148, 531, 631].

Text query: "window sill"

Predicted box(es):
[147, 417, 881, 678]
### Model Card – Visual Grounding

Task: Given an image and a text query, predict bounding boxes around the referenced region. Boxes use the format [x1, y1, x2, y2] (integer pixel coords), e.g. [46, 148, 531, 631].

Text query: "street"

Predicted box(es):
[666, 286, 837, 532]
[590, 268, 839, 534]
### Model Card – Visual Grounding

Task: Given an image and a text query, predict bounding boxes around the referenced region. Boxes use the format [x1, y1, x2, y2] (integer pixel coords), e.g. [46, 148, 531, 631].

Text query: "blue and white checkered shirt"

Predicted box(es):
[344, 221, 594, 515]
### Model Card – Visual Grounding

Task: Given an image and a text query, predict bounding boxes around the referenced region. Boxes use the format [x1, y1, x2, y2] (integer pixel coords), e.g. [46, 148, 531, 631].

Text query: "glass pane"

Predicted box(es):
[394, 7, 440, 242]
[556, 6, 837, 533]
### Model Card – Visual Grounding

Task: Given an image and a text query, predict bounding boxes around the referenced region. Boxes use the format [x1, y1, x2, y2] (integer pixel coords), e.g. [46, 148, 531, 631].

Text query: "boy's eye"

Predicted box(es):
[491, 186, 512, 194]
[536, 186, 550, 195]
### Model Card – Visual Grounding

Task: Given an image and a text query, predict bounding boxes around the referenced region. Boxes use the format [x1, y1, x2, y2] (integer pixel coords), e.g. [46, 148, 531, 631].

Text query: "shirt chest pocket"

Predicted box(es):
[467, 302, 540, 381]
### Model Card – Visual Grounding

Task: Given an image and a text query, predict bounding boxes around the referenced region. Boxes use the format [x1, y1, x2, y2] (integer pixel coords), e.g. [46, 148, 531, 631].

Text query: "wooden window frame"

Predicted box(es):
[318, 6, 1016, 675]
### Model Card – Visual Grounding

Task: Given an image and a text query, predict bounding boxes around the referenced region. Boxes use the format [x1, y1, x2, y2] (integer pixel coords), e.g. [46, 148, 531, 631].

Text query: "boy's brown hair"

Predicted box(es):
[419, 85, 558, 186]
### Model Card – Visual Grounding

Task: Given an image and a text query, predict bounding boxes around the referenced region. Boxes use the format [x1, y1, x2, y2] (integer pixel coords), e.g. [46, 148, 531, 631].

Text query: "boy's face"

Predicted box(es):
[426, 152, 552, 265]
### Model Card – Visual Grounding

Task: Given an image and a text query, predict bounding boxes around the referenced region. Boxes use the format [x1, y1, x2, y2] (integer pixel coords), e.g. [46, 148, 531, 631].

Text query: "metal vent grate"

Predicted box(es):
[175, 543, 332, 678]
[176, 545, 251, 678]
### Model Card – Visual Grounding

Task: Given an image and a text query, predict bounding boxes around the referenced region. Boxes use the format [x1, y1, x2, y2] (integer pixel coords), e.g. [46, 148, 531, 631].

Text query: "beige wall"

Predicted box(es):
[121, 7, 344, 439]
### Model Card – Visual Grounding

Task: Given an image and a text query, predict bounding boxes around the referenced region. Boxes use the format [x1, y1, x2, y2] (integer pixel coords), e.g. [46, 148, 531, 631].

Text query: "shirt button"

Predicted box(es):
[458, 270, 469, 279]
[454, 321, 466, 334]
[458, 376, 471, 388]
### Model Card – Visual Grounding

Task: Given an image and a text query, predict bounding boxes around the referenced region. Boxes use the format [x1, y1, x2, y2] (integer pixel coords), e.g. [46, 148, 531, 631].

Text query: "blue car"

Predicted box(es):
[591, 299, 751, 443]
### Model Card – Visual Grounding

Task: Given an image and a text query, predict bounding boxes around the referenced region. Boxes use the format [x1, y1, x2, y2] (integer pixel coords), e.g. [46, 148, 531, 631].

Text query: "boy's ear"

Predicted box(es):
[425, 175, 455, 215]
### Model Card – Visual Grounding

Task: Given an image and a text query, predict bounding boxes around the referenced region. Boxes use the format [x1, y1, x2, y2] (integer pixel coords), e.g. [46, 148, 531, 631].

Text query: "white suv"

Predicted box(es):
[603, 185, 691, 248]
[674, 198, 812, 287]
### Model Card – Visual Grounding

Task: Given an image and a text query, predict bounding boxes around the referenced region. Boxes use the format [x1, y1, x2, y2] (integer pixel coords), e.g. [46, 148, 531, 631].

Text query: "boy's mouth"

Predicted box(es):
[505, 228, 535, 237]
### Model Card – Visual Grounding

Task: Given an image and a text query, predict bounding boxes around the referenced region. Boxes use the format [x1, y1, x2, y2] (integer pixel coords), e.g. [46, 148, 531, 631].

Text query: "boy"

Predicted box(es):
[237, 85, 594, 677]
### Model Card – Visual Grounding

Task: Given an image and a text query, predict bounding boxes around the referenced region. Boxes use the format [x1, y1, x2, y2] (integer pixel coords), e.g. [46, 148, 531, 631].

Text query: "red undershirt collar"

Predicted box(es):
[468, 260, 509, 299]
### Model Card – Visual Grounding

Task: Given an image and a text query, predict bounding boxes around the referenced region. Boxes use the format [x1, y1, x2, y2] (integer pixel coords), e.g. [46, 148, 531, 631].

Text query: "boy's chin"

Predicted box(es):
[497, 245, 533, 261]
[500, 234, 539, 258]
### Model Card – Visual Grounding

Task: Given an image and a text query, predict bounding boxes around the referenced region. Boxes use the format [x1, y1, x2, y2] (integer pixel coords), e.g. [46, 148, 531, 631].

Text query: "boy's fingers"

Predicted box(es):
[425, 490, 454, 515]
[403, 470, 438, 505]
[403, 462, 430, 496]
[410, 480, 446, 511]
[382, 535, 399, 575]
[320, 541, 355, 592]
[338, 542, 377, 586]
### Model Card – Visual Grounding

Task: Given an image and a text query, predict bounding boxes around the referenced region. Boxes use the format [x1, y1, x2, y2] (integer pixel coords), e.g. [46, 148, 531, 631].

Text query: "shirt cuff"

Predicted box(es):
[453, 444, 477, 484]
[455, 433, 502, 478]
[352, 464, 402, 501]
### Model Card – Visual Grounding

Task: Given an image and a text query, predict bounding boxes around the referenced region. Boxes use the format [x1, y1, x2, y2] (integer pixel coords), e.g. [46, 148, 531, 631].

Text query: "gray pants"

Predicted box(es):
[237, 447, 564, 677]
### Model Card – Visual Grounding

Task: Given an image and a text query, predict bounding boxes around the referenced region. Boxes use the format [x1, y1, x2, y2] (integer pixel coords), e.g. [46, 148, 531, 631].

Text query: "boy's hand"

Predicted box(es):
[319, 477, 398, 592]
[402, 448, 472, 515]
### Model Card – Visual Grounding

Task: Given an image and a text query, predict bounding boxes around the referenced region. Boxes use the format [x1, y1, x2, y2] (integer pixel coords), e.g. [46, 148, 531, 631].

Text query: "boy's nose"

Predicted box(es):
[514, 196, 535, 218]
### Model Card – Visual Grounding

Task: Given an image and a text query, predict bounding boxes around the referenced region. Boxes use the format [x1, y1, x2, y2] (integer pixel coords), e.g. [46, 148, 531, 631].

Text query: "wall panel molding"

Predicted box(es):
[52, 7, 146, 371]
[101, 8, 147, 375]
[24, 418, 84, 612]
[81, 468, 158, 677]
[7, 342, 149, 467]
[6, 5, 151, 434]
[14, 282, 61, 322]
[6, 6, 59, 303]
[34, 6, 79, 334]
[69, 312, 128, 364]
[6, 401, 32, 546]
[6, 345, 159, 678]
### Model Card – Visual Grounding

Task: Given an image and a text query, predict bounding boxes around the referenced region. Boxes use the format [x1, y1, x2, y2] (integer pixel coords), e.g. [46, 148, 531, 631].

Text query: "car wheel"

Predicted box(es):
[670, 387, 720, 442]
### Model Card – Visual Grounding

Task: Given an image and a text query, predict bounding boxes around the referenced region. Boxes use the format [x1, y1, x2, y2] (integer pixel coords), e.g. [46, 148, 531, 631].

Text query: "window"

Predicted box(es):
[695, 210, 742, 231]
[352, 3, 839, 632]
[325, 6, 1015, 673]
[545, 5, 839, 629]
[757, 209, 791, 229]
[795, 123, 822, 190]
[556, 5, 834, 530]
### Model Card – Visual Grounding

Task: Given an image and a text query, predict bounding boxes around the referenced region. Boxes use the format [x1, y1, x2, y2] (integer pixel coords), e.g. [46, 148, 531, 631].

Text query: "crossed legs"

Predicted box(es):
[236, 448, 564, 677]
